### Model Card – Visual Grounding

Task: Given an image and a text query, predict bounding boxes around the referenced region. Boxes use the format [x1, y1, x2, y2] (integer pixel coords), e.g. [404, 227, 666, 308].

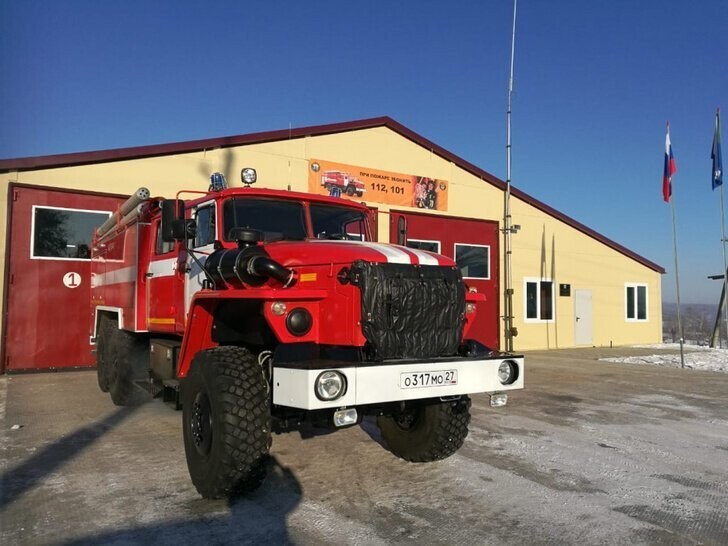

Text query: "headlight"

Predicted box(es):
[498, 360, 519, 385]
[315, 370, 347, 401]
[286, 307, 312, 336]
[465, 302, 477, 314]
[241, 167, 257, 185]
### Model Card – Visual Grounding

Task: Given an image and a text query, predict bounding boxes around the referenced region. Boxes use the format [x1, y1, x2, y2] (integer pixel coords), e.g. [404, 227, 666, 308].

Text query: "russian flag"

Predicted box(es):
[663, 124, 677, 203]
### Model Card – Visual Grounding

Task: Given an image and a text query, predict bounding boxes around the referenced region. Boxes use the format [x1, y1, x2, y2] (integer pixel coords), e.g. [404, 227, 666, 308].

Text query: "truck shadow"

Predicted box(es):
[59, 456, 302, 545]
[359, 416, 387, 448]
[0, 405, 142, 509]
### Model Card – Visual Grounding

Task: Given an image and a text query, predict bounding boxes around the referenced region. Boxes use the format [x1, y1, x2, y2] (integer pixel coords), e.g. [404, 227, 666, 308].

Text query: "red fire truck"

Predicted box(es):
[91, 168, 524, 499]
[320, 169, 366, 197]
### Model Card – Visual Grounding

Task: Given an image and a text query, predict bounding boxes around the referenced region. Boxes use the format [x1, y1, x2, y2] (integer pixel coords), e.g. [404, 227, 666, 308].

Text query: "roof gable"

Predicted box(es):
[0, 116, 664, 273]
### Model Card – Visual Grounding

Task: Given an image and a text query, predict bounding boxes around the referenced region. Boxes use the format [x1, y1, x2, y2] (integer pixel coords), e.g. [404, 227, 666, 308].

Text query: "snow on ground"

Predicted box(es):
[600, 343, 728, 373]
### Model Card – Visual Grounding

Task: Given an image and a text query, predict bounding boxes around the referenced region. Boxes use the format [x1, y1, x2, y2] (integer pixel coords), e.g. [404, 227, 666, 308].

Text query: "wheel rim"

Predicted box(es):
[393, 407, 420, 431]
[190, 391, 213, 456]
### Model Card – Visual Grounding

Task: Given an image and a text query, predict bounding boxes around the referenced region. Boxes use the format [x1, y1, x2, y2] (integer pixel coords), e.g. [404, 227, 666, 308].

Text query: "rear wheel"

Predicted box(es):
[182, 346, 272, 499]
[95, 314, 114, 392]
[108, 326, 151, 406]
[346, 184, 355, 196]
[376, 397, 471, 462]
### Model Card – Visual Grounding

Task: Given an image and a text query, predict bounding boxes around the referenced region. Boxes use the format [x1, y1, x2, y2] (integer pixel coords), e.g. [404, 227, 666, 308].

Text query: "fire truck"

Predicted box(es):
[90, 168, 524, 499]
[320, 169, 366, 197]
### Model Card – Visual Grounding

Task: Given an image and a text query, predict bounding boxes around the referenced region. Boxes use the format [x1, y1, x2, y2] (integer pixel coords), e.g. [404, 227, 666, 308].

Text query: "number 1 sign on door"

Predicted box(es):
[63, 272, 81, 288]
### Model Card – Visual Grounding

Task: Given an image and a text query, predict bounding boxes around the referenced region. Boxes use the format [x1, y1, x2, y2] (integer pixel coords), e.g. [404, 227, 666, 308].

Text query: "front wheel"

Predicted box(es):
[182, 346, 272, 499]
[376, 397, 471, 462]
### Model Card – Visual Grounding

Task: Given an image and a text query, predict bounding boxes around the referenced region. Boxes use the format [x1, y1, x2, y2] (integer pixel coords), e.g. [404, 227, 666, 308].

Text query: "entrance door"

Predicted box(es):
[390, 211, 500, 350]
[574, 289, 593, 345]
[3, 185, 125, 371]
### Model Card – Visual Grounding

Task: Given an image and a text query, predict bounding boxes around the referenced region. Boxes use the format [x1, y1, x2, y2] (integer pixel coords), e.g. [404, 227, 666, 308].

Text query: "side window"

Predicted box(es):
[626, 283, 648, 321]
[344, 220, 365, 240]
[154, 222, 175, 255]
[455, 244, 490, 279]
[524, 278, 554, 321]
[31, 206, 111, 261]
[193, 204, 216, 248]
[407, 239, 441, 253]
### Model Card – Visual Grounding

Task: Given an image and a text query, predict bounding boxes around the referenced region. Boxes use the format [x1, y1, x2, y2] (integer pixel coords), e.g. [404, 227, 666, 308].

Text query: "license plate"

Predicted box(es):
[400, 370, 458, 389]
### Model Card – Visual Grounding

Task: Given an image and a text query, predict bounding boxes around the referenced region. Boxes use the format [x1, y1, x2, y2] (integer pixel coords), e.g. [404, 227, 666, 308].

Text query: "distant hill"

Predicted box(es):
[663, 303, 723, 345]
[663, 303, 718, 319]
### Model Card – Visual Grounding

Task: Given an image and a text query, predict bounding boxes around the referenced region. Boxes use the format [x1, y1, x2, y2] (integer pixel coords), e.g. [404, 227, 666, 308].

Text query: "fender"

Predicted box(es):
[177, 288, 328, 377]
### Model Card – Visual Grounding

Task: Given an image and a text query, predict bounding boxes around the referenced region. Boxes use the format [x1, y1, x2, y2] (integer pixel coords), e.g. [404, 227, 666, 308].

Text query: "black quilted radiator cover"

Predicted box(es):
[350, 260, 466, 360]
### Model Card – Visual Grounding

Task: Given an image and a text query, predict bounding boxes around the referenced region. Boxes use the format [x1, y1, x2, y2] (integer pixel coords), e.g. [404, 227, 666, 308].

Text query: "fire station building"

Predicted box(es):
[0, 117, 664, 372]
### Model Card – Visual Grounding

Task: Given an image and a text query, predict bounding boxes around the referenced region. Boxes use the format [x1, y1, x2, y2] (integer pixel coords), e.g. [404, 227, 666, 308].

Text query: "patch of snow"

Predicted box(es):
[600, 344, 728, 374]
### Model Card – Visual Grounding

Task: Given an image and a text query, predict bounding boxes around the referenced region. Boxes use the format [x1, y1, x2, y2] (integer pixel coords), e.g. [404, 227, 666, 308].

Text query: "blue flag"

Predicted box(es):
[713, 109, 723, 190]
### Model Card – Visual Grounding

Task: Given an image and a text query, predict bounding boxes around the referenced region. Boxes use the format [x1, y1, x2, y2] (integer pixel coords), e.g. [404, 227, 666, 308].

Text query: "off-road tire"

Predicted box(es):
[376, 397, 471, 462]
[95, 314, 114, 392]
[182, 346, 272, 499]
[108, 327, 151, 406]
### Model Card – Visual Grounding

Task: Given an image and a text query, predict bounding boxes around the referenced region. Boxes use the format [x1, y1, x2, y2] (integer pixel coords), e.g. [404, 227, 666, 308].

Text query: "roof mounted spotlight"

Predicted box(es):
[209, 172, 227, 192]
[241, 167, 257, 186]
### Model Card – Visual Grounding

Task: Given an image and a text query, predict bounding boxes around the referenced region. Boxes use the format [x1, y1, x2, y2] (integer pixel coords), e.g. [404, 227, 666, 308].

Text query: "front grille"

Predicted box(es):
[350, 260, 465, 361]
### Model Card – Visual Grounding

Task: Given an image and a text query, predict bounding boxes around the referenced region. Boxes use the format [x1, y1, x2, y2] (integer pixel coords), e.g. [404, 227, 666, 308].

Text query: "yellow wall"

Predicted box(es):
[0, 126, 662, 351]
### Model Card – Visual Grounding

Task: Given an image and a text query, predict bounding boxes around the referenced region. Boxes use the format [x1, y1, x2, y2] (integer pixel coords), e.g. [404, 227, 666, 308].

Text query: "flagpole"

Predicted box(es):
[710, 108, 727, 348]
[720, 182, 728, 348]
[670, 197, 685, 367]
[719, 108, 728, 349]
[666, 122, 685, 368]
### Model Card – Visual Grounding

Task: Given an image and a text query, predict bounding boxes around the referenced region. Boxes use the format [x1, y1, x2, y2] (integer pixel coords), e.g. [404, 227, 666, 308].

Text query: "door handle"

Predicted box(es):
[146, 272, 154, 278]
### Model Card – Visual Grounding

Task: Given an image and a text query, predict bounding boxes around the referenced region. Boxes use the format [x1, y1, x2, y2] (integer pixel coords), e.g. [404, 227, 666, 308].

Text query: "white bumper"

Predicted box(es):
[272, 356, 524, 410]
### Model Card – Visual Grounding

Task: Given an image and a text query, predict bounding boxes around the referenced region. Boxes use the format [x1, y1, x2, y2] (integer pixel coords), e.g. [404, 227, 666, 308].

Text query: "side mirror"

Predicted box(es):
[161, 199, 185, 242]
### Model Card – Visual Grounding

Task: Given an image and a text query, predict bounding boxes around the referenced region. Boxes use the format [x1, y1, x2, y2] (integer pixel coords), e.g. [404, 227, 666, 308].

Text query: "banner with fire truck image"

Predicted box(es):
[308, 159, 449, 211]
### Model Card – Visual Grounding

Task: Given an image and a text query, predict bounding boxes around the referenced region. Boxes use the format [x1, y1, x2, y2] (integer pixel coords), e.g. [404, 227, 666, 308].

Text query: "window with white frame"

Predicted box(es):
[625, 283, 648, 321]
[455, 243, 490, 279]
[524, 278, 554, 321]
[31, 206, 111, 261]
[193, 203, 216, 248]
[407, 239, 441, 254]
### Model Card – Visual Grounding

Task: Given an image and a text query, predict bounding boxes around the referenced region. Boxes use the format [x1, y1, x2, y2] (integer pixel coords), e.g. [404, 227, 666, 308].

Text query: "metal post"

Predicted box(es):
[503, 0, 517, 352]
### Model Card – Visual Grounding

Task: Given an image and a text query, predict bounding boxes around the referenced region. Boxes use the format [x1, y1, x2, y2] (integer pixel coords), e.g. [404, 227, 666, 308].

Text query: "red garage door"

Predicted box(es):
[390, 211, 500, 350]
[2, 185, 125, 372]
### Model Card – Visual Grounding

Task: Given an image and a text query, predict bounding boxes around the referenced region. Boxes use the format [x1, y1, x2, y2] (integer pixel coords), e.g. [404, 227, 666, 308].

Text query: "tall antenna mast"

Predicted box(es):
[503, 0, 518, 352]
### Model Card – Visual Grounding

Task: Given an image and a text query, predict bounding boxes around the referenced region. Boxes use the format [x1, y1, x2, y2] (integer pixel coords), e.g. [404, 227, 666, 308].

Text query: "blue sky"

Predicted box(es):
[1, 0, 726, 305]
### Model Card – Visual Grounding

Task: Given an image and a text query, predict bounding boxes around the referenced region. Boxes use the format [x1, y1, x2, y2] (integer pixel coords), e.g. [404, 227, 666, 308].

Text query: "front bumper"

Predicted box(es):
[272, 355, 524, 410]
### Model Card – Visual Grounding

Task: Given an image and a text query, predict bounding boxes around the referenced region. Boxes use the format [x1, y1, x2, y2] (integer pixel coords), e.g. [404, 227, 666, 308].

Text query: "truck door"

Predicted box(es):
[146, 218, 183, 332]
[184, 201, 217, 317]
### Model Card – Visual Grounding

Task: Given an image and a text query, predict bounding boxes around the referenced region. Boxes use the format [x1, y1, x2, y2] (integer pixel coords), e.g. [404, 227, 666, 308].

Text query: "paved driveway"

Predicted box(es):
[1, 347, 727, 545]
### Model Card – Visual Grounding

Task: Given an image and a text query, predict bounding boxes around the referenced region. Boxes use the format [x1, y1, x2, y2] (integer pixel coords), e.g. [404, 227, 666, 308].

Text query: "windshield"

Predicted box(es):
[309, 203, 369, 241]
[222, 198, 369, 241]
[223, 198, 307, 240]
